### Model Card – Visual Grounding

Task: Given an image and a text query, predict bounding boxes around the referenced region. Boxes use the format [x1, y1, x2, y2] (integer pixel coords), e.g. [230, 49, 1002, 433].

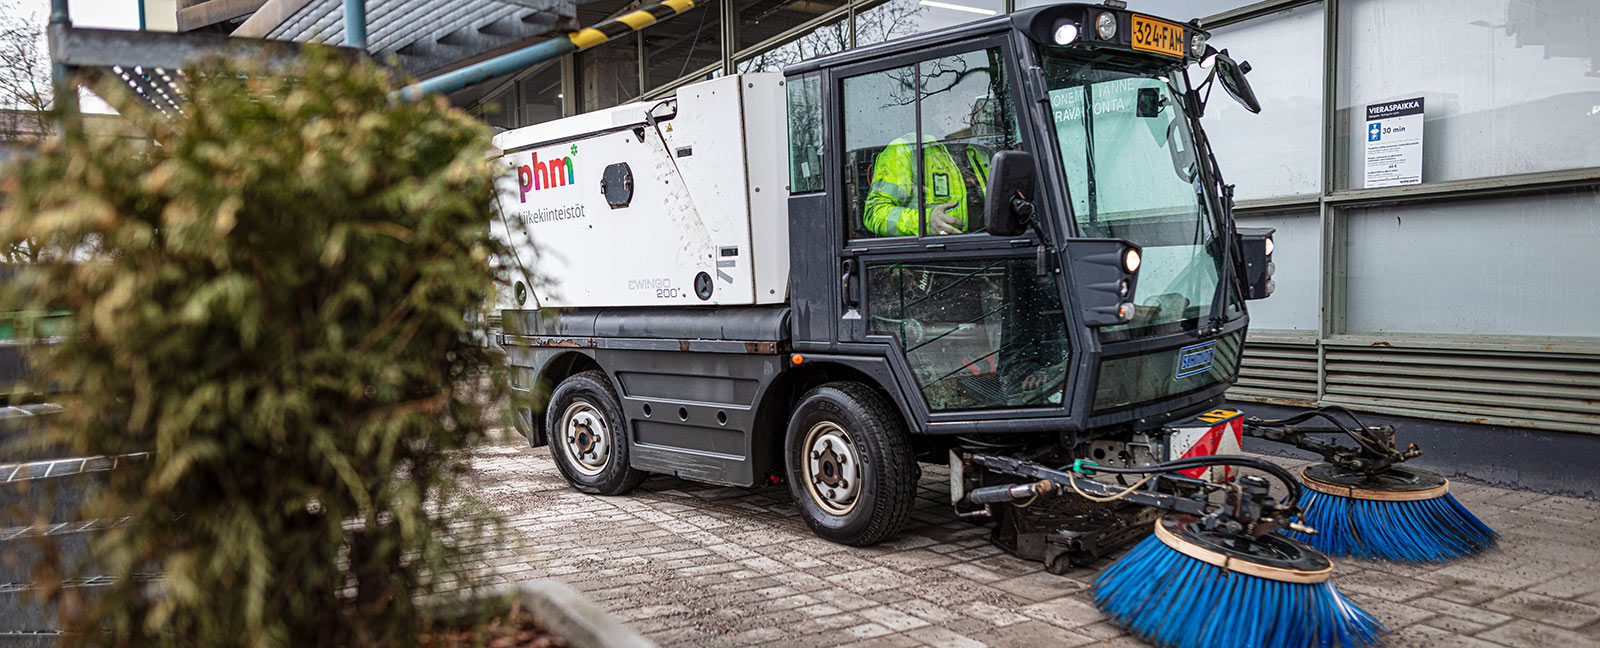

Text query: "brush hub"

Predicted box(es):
[1154, 515, 1333, 584]
[1302, 463, 1449, 502]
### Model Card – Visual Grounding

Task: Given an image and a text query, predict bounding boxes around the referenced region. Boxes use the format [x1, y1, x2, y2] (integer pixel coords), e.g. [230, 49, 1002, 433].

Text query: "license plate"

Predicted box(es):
[1131, 15, 1185, 58]
[1174, 341, 1216, 379]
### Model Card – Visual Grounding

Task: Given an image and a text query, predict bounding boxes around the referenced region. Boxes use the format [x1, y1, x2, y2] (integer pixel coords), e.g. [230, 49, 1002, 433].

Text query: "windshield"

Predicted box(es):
[1041, 50, 1223, 332]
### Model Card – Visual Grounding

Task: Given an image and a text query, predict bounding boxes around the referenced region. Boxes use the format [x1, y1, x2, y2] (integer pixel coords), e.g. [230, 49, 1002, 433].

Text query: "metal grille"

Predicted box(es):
[1231, 332, 1600, 435]
[1228, 331, 1317, 407]
[1323, 344, 1600, 435]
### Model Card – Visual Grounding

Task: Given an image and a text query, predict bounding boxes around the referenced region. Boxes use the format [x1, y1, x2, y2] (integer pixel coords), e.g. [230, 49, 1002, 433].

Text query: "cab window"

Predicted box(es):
[840, 46, 1018, 240]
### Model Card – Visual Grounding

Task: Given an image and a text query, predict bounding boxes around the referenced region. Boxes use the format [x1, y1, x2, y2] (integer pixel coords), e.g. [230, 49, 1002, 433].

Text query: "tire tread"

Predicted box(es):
[548, 370, 645, 495]
[793, 381, 918, 546]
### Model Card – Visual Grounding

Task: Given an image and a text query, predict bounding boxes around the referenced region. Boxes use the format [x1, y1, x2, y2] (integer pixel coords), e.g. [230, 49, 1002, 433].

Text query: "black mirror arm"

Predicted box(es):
[1191, 116, 1241, 336]
[1004, 191, 1054, 275]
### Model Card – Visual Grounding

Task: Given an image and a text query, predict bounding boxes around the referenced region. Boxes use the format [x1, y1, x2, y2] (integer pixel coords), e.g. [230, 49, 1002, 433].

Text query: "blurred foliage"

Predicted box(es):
[0, 48, 507, 646]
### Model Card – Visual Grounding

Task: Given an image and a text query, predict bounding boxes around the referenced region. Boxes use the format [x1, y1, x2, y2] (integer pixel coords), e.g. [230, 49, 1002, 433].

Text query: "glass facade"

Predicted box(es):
[1340, 188, 1600, 338]
[1205, 2, 1322, 201]
[1335, 0, 1600, 188]
[738, 17, 848, 74]
[1199, 0, 1600, 435]
[1234, 208, 1317, 332]
[580, 37, 640, 113]
[644, 0, 723, 89]
[738, 0, 848, 52]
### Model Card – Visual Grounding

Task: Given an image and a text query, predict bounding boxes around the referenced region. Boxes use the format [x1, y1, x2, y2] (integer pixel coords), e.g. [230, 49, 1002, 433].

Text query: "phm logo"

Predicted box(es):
[516, 145, 578, 202]
[1174, 341, 1217, 379]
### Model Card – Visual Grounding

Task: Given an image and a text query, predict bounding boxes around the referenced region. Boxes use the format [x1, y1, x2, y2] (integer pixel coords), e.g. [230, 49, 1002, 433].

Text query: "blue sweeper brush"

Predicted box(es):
[1096, 514, 1386, 648]
[1285, 463, 1496, 562]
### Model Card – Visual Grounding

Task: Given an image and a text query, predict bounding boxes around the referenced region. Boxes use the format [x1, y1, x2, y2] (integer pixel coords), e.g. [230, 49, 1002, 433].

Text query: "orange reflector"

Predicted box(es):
[791, 354, 804, 365]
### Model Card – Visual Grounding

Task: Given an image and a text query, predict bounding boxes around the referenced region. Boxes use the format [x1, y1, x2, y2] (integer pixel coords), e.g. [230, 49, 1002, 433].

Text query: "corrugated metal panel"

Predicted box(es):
[1231, 333, 1600, 434]
[1228, 330, 1318, 406]
[1323, 345, 1600, 434]
[260, 0, 575, 75]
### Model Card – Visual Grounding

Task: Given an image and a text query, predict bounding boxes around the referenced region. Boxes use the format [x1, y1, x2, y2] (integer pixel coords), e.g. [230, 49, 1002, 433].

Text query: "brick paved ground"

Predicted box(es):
[462, 438, 1600, 648]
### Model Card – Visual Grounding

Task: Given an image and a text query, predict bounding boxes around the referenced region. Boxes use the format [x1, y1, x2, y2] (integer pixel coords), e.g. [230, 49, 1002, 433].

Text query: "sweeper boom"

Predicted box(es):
[493, 3, 1489, 645]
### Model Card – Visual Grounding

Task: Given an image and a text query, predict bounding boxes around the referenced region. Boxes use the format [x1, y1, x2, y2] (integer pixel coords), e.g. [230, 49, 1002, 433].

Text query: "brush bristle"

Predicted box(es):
[1286, 490, 1496, 562]
[1094, 534, 1386, 648]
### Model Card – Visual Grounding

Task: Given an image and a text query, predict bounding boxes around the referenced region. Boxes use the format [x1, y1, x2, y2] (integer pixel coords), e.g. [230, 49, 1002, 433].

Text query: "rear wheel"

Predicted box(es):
[785, 382, 917, 546]
[545, 370, 646, 495]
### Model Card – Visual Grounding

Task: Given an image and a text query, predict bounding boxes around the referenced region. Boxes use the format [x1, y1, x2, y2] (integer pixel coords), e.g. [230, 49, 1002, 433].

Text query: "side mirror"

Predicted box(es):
[1209, 48, 1261, 114]
[1236, 227, 1275, 300]
[984, 150, 1036, 237]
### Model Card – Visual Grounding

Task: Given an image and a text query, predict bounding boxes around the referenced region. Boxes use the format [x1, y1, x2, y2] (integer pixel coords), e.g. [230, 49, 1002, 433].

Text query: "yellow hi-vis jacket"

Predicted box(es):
[865, 134, 990, 237]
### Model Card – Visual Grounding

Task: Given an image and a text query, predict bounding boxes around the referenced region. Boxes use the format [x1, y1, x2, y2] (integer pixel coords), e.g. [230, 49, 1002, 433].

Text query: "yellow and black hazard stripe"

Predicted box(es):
[569, 0, 700, 50]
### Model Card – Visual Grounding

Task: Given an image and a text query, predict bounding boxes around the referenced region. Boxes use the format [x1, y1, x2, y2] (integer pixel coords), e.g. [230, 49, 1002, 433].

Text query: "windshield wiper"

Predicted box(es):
[1081, 81, 1098, 226]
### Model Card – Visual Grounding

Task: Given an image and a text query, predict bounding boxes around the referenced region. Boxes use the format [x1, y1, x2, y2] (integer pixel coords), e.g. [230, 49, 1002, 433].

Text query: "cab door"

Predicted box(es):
[831, 38, 1076, 425]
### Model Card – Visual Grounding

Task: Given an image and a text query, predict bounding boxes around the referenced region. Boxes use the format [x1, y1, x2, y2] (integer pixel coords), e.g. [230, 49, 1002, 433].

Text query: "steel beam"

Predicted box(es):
[48, 25, 365, 71]
[176, 0, 267, 32]
[397, 0, 702, 101]
[1200, 0, 1321, 29]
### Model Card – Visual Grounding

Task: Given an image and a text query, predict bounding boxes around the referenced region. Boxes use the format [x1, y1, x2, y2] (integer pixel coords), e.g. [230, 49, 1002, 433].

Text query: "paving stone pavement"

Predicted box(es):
[462, 439, 1600, 648]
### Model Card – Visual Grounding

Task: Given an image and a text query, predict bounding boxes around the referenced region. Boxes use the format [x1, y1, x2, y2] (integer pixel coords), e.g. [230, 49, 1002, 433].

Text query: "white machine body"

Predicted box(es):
[491, 73, 790, 310]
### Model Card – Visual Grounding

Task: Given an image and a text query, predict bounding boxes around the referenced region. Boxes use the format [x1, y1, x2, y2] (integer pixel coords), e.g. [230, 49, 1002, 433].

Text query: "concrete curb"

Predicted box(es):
[429, 579, 656, 648]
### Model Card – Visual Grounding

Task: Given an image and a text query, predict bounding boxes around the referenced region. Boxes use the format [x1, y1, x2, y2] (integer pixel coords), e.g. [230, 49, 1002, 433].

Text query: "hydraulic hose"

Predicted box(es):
[1075, 455, 1302, 506]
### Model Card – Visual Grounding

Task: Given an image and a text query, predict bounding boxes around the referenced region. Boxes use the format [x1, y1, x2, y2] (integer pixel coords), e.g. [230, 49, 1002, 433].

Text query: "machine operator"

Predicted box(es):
[863, 135, 991, 237]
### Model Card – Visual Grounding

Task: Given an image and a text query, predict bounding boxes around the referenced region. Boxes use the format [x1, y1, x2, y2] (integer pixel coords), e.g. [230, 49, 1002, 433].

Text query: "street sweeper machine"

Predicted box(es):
[491, 4, 1496, 646]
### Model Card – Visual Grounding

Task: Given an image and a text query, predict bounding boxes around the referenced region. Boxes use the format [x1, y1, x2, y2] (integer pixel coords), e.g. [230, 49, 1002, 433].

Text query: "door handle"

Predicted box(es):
[841, 258, 860, 309]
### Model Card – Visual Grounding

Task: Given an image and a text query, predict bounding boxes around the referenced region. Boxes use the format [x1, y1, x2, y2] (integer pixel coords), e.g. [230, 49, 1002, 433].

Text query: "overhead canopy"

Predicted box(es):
[233, 0, 578, 77]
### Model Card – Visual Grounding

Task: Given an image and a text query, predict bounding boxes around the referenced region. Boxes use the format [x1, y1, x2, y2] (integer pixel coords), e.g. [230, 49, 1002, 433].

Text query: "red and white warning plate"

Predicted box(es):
[1165, 408, 1244, 481]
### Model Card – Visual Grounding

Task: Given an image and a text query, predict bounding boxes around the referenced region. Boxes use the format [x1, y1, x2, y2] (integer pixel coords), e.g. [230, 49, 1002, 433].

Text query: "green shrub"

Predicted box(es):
[1, 49, 506, 646]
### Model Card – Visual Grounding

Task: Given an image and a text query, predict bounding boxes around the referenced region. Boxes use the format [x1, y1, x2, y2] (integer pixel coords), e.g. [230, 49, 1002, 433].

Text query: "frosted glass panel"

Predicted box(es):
[1239, 209, 1318, 331]
[1205, 3, 1323, 200]
[1337, 0, 1600, 188]
[1341, 188, 1600, 337]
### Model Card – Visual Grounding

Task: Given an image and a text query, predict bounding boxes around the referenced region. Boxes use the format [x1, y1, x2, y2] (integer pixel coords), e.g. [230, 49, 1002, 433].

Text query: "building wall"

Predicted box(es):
[1205, 0, 1600, 437]
[478, 0, 1600, 436]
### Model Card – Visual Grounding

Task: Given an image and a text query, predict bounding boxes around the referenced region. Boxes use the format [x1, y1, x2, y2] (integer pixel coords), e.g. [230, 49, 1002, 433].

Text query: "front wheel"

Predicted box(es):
[785, 382, 917, 546]
[545, 370, 646, 495]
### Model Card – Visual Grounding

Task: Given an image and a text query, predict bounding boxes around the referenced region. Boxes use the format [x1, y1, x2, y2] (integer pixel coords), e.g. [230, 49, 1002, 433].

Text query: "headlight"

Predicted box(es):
[1096, 12, 1117, 40]
[1123, 248, 1141, 273]
[1264, 236, 1274, 256]
[1054, 22, 1079, 45]
[1189, 32, 1208, 59]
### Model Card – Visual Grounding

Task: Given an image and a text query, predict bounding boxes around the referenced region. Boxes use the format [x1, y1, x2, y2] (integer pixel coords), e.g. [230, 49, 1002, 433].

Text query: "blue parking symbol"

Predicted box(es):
[1368, 123, 1382, 142]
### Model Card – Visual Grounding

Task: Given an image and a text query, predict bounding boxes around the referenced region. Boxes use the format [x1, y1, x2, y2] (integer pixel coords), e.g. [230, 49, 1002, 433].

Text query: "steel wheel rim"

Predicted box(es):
[560, 401, 611, 476]
[802, 421, 861, 516]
